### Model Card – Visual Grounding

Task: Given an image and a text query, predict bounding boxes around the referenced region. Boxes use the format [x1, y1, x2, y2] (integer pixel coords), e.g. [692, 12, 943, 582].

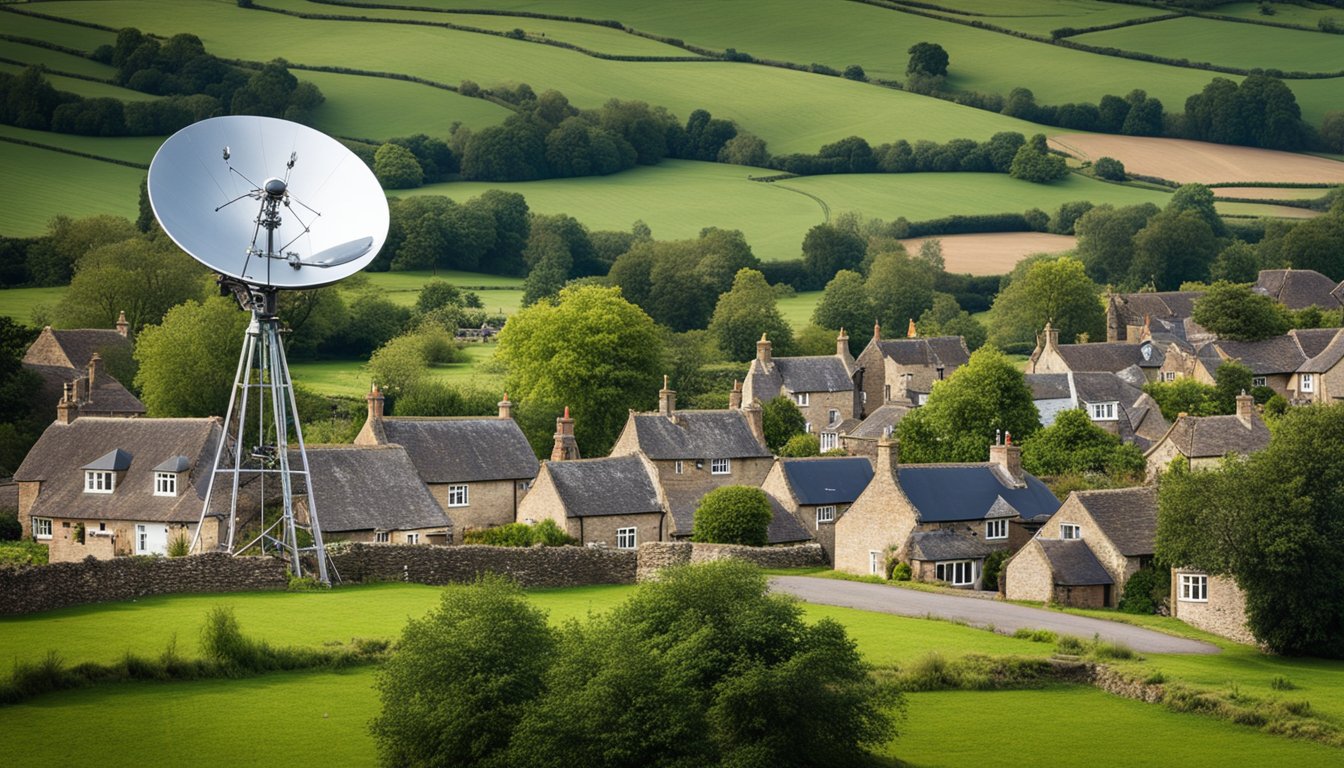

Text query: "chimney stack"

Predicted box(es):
[1043, 322, 1059, 349]
[659, 375, 676, 418]
[743, 399, 765, 449]
[366, 383, 385, 422]
[115, 310, 129, 337]
[498, 392, 513, 420]
[756, 334, 772, 367]
[56, 382, 79, 424]
[836, 328, 853, 367]
[873, 320, 881, 341]
[87, 352, 103, 390]
[907, 318, 917, 338]
[989, 430, 1024, 486]
[876, 437, 898, 478]
[729, 379, 743, 410]
[1235, 391, 1255, 427]
[551, 406, 580, 461]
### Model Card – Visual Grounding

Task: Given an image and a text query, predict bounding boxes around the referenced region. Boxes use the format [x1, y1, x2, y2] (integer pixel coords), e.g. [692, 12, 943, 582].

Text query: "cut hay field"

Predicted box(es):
[900, 232, 1077, 276]
[1050, 134, 1344, 185]
[1072, 15, 1344, 75]
[1213, 186, 1336, 201]
[1216, 201, 1322, 220]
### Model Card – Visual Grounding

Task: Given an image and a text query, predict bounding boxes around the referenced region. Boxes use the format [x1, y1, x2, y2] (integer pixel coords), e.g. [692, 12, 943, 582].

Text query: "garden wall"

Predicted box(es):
[328, 543, 638, 588]
[637, 542, 826, 581]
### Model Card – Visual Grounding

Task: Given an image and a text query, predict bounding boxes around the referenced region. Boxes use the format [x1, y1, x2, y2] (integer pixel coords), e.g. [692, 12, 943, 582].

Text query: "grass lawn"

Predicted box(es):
[290, 343, 504, 398]
[0, 285, 68, 325]
[0, 141, 143, 237]
[1073, 15, 1344, 75]
[776, 290, 822, 331]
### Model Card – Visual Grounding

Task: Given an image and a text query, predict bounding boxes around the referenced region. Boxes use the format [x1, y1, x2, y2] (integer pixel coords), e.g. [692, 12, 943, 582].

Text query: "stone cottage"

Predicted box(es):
[1029, 323, 1165, 382]
[1169, 568, 1255, 645]
[853, 323, 969, 417]
[1144, 393, 1269, 479]
[1252, 268, 1344, 311]
[1105, 290, 1210, 345]
[22, 314, 144, 419]
[740, 331, 859, 445]
[517, 452, 668, 550]
[297, 444, 451, 545]
[760, 455, 873, 562]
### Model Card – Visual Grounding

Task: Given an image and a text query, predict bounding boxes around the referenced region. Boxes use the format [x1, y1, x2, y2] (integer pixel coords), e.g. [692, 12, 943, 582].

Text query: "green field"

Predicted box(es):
[0, 286, 68, 325]
[300, 69, 512, 141]
[291, 343, 503, 397]
[0, 64, 161, 102]
[1215, 1, 1344, 27]
[0, 37, 123, 79]
[1074, 15, 1344, 74]
[0, 140, 142, 236]
[0, 124, 162, 165]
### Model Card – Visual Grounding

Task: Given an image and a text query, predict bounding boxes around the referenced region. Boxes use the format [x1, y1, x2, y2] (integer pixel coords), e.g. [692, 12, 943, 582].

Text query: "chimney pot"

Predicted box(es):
[989, 440, 1024, 486]
[87, 352, 103, 389]
[729, 379, 743, 410]
[1235, 391, 1255, 426]
[756, 334, 772, 367]
[57, 382, 78, 424]
[907, 318, 917, 338]
[744, 399, 765, 449]
[1043, 322, 1060, 349]
[367, 383, 385, 422]
[115, 310, 129, 337]
[659, 375, 677, 418]
[876, 437, 898, 477]
[873, 320, 881, 341]
[551, 406, 580, 461]
[497, 392, 513, 420]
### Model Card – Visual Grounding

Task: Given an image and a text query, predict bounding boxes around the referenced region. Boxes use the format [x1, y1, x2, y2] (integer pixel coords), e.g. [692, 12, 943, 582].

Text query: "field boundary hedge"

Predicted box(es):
[0, 134, 148, 169]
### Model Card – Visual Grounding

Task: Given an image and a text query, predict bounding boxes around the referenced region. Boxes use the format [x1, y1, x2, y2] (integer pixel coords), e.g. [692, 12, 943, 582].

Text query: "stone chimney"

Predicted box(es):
[876, 437, 898, 478]
[743, 399, 765, 449]
[756, 334, 772, 367]
[115, 310, 129, 337]
[659, 375, 676, 418]
[72, 369, 88, 403]
[989, 430, 1024, 486]
[729, 379, 743, 410]
[907, 318, 917, 338]
[367, 383, 385, 422]
[836, 328, 853, 367]
[1235, 391, 1255, 427]
[56, 381, 79, 424]
[1043, 321, 1059, 349]
[355, 384, 387, 445]
[498, 392, 513, 420]
[873, 320, 881, 341]
[551, 406, 580, 461]
[87, 353, 102, 390]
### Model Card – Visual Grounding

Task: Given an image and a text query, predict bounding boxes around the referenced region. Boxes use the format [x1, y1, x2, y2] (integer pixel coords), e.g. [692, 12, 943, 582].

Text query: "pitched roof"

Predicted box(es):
[765, 495, 813, 544]
[897, 465, 1060, 524]
[301, 445, 449, 533]
[773, 356, 853, 393]
[662, 483, 808, 544]
[847, 404, 911, 439]
[1153, 412, 1270, 460]
[1070, 486, 1157, 557]
[625, 411, 769, 460]
[907, 529, 997, 561]
[1055, 340, 1163, 372]
[1025, 373, 1071, 400]
[28, 363, 145, 417]
[1254, 269, 1343, 310]
[875, 336, 970, 369]
[780, 456, 873, 506]
[14, 417, 220, 523]
[1111, 291, 1202, 323]
[1071, 371, 1142, 406]
[546, 454, 662, 518]
[1038, 539, 1114, 586]
[22, 328, 130, 369]
[380, 418, 539, 482]
[1291, 327, 1342, 360]
[83, 448, 132, 471]
[1298, 329, 1344, 374]
[1202, 335, 1308, 375]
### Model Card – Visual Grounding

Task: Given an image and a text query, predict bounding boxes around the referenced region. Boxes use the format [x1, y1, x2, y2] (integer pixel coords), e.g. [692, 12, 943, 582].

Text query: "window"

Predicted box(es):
[816, 505, 836, 525]
[154, 472, 177, 497]
[1162, 371, 1177, 382]
[883, 384, 891, 402]
[869, 551, 882, 576]
[935, 560, 976, 586]
[804, 422, 813, 434]
[84, 471, 114, 494]
[674, 460, 683, 475]
[820, 432, 837, 451]
[32, 517, 52, 540]
[1061, 523, 1081, 540]
[986, 519, 1008, 540]
[406, 532, 420, 545]
[136, 524, 148, 554]
[711, 458, 730, 475]
[374, 531, 390, 543]
[1251, 376, 1267, 388]
[828, 409, 840, 425]
[1301, 373, 1315, 393]
[1179, 574, 1208, 602]
[446, 484, 469, 507]
[795, 392, 810, 407]
[917, 394, 929, 406]
[1088, 402, 1118, 421]
[616, 527, 637, 549]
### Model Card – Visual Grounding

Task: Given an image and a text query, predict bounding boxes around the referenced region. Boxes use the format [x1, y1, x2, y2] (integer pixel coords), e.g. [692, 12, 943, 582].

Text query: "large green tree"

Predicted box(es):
[906, 42, 949, 76]
[691, 485, 773, 546]
[1074, 203, 1159, 287]
[761, 395, 806, 453]
[1021, 409, 1145, 478]
[133, 297, 250, 417]
[1129, 209, 1221, 291]
[988, 256, 1104, 349]
[865, 249, 936, 335]
[896, 347, 1039, 463]
[801, 223, 866, 290]
[1191, 281, 1290, 342]
[373, 142, 424, 189]
[55, 235, 206, 333]
[498, 285, 662, 455]
[709, 269, 793, 361]
[1157, 404, 1344, 656]
[812, 269, 873, 356]
[24, 214, 139, 286]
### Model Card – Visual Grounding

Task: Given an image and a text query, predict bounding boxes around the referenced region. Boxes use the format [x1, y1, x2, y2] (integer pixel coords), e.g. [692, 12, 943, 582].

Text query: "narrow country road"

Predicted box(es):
[770, 576, 1220, 655]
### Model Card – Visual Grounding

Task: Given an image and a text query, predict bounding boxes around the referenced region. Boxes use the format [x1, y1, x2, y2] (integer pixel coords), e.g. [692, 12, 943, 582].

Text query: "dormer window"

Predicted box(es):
[154, 472, 177, 497]
[1088, 402, 1118, 421]
[85, 471, 114, 493]
[82, 448, 132, 495]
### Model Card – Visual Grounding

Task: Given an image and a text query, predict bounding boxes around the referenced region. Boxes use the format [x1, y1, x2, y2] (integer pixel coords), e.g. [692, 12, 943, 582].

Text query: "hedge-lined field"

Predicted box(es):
[0, 140, 142, 235]
[1073, 15, 1344, 75]
[299, 70, 513, 140]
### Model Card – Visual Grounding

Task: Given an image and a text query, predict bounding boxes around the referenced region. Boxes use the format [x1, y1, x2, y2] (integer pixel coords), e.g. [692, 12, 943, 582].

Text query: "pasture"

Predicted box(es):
[1073, 15, 1344, 75]
[291, 344, 502, 397]
[0, 140, 142, 236]
[0, 286, 67, 325]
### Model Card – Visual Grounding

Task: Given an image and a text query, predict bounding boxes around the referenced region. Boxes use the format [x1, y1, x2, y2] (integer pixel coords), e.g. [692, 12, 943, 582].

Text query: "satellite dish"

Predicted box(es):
[148, 115, 388, 291]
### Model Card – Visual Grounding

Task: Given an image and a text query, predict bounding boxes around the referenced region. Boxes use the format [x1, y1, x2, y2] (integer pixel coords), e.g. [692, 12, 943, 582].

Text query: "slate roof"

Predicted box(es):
[1292, 328, 1342, 360]
[1298, 329, 1344, 374]
[1025, 373, 1071, 401]
[765, 495, 813, 544]
[1202, 335, 1309, 376]
[875, 336, 970, 369]
[625, 411, 770, 460]
[1071, 487, 1157, 557]
[381, 418, 539, 483]
[907, 529, 997, 561]
[15, 417, 220, 523]
[28, 364, 145, 417]
[1055, 340, 1163, 372]
[1254, 269, 1344, 310]
[774, 356, 854, 393]
[780, 456, 873, 506]
[1111, 291, 1201, 323]
[546, 454, 662, 518]
[22, 328, 130, 369]
[1153, 412, 1270, 460]
[83, 449, 132, 471]
[300, 445, 449, 533]
[1038, 539, 1114, 586]
[847, 404, 911, 439]
[1072, 371, 1142, 406]
[897, 465, 1060, 524]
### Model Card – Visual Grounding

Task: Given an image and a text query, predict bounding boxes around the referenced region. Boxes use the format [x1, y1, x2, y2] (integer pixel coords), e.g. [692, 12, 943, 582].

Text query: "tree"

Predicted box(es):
[133, 297, 250, 417]
[1009, 135, 1067, 184]
[373, 142, 423, 189]
[865, 249, 935, 335]
[1157, 404, 1344, 656]
[25, 214, 138, 286]
[55, 235, 206, 333]
[717, 132, 770, 167]
[1191, 281, 1290, 342]
[0, 318, 42, 476]
[812, 270, 872, 356]
[907, 42, 949, 77]
[761, 395, 806, 453]
[1051, 200, 1094, 235]
[692, 486, 773, 546]
[1322, 110, 1344, 153]
[1074, 203, 1159, 287]
[1142, 377, 1219, 421]
[1093, 156, 1125, 181]
[371, 575, 555, 768]
[1213, 359, 1254, 414]
[843, 64, 866, 81]
[473, 190, 531, 275]
[1129, 209, 1220, 290]
[497, 285, 662, 456]
[916, 293, 986, 351]
[415, 279, 463, 314]
[779, 432, 821, 457]
[1209, 241, 1259, 283]
[988, 256, 1104, 349]
[1278, 212, 1344, 281]
[709, 269, 793, 361]
[1020, 409, 1145, 478]
[520, 230, 573, 307]
[801, 223, 866, 290]
[896, 347, 1039, 463]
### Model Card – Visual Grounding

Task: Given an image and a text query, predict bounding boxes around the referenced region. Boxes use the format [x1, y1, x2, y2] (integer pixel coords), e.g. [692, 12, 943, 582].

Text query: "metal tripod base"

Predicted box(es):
[192, 289, 331, 584]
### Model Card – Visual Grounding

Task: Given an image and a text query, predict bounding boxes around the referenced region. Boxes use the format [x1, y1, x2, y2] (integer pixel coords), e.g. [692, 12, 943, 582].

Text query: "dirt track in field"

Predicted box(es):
[1050, 134, 1344, 185]
[900, 232, 1077, 275]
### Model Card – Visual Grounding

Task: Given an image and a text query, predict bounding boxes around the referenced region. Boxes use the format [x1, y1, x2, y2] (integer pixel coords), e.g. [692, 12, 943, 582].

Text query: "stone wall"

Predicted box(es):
[0, 553, 287, 615]
[329, 543, 638, 588]
[636, 541, 825, 581]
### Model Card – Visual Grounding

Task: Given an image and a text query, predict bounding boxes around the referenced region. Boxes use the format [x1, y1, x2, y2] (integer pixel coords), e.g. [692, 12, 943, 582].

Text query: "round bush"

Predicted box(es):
[1094, 156, 1126, 181]
[691, 486, 772, 546]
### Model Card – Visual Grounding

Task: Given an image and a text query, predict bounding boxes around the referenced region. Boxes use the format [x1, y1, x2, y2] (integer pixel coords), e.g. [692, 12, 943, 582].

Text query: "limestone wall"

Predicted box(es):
[329, 543, 638, 588]
[636, 541, 825, 581]
[1171, 570, 1255, 645]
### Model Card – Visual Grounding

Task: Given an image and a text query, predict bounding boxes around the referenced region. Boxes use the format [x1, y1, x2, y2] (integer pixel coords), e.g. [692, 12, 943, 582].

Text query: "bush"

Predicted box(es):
[779, 432, 821, 457]
[166, 533, 190, 558]
[462, 520, 578, 547]
[890, 561, 912, 581]
[1093, 156, 1126, 180]
[691, 485, 772, 546]
[981, 549, 1010, 592]
[0, 540, 48, 566]
[0, 512, 21, 541]
[1118, 565, 1170, 614]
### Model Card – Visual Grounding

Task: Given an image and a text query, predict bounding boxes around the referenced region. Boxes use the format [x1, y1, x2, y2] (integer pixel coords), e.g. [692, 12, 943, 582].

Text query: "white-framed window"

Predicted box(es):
[446, 484, 469, 507]
[374, 531, 390, 543]
[816, 505, 836, 525]
[820, 432, 837, 451]
[869, 550, 882, 576]
[1061, 523, 1081, 540]
[674, 460, 684, 475]
[1162, 371, 1177, 382]
[804, 422, 813, 434]
[986, 519, 1008, 540]
[1088, 402, 1118, 421]
[136, 524, 148, 554]
[616, 527, 637, 549]
[711, 458, 730, 475]
[1179, 574, 1208, 602]
[828, 409, 840, 425]
[1300, 373, 1315, 393]
[84, 470, 114, 494]
[1251, 376, 1267, 388]
[32, 517, 52, 540]
[406, 532, 420, 545]
[795, 392, 810, 407]
[154, 472, 177, 497]
[935, 560, 976, 586]
[917, 394, 929, 406]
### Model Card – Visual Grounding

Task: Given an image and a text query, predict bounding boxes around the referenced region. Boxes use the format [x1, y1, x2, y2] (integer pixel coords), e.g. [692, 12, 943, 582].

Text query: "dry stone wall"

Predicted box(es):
[329, 543, 638, 588]
[637, 542, 826, 581]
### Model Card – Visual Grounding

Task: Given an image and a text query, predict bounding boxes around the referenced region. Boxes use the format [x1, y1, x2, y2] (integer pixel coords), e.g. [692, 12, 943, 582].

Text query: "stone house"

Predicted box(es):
[1025, 370, 1169, 448]
[838, 403, 911, 457]
[1144, 393, 1269, 479]
[760, 455, 873, 562]
[517, 452, 669, 550]
[853, 323, 969, 417]
[1029, 323, 1165, 382]
[297, 445, 451, 545]
[1003, 486, 1157, 608]
[610, 377, 773, 539]
[354, 387, 539, 536]
[1105, 290, 1211, 345]
[740, 331, 859, 446]
[22, 314, 144, 419]
[832, 438, 1060, 587]
[1253, 268, 1344, 310]
[13, 401, 222, 562]
[1288, 328, 1344, 404]
[1169, 568, 1255, 645]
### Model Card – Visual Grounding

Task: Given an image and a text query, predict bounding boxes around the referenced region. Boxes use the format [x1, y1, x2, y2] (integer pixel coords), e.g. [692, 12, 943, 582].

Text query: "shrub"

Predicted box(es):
[167, 533, 190, 558]
[1270, 675, 1297, 691]
[779, 432, 820, 457]
[692, 485, 772, 546]
[981, 549, 1010, 592]
[1094, 156, 1126, 180]
[890, 561, 912, 581]
[843, 64, 867, 81]
[0, 541, 49, 566]
[0, 512, 21, 541]
[462, 520, 579, 547]
[1118, 565, 1169, 614]
[1012, 628, 1058, 644]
